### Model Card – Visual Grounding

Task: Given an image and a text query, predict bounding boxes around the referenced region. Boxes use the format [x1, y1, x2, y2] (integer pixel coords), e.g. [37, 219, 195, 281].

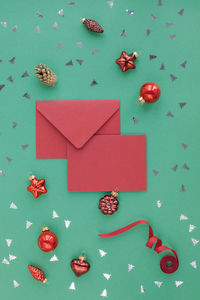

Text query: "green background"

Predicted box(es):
[1, 0, 200, 299]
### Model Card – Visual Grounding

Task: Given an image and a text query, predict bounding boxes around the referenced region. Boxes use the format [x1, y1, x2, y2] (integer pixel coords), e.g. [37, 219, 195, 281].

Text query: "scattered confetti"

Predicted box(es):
[9, 57, 16, 64]
[56, 43, 63, 50]
[76, 41, 83, 48]
[6, 239, 12, 247]
[132, 117, 139, 124]
[10, 202, 17, 209]
[7, 76, 14, 83]
[26, 220, 32, 229]
[151, 14, 157, 21]
[172, 164, 178, 172]
[35, 11, 43, 18]
[12, 121, 18, 128]
[1, 21, 7, 28]
[103, 273, 111, 280]
[58, 9, 64, 17]
[92, 49, 99, 54]
[156, 200, 162, 208]
[182, 163, 190, 170]
[12, 25, 17, 33]
[2, 258, 10, 265]
[53, 22, 58, 30]
[175, 281, 183, 287]
[13, 280, 20, 288]
[154, 281, 163, 288]
[191, 238, 199, 246]
[157, 0, 162, 5]
[160, 64, 165, 70]
[180, 214, 188, 221]
[179, 102, 187, 109]
[23, 92, 30, 99]
[76, 59, 84, 66]
[178, 9, 184, 16]
[9, 255, 17, 261]
[64, 220, 71, 229]
[0, 59, 2, 63]
[181, 143, 188, 149]
[50, 255, 58, 262]
[190, 261, 197, 269]
[66, 60, 73, 66]
[189, 224, 196, 233]
[128, 264, 135, 272]
[152, 169, 159, 176]
[146, 29, 151, 36]
[21, 71, 29, 78]
[68, 1, 76, 5]
[34, 26, 40, 34]
[69, 282, 76, 290]
[0, 84, 5, 91]
[180, 184, 186, 192]
[90, 80, 98, 87]
[180, 61, 187, 68]
[101, 289, 108, 297]
[166, 111, 174, 117]
[21, 144, 29, 150]
[170, 74, 177, 81]
[125, 9, 134, 15]
[99, 249, 107, 257]
[120, 29, 126, 37]
[0, 169, 6, 176]
[166, 22, 173, 28]
[140, 285, 146, 293]
[107, 1, 114, 8]
[170, 34, 176, 40]
[52, 210, 59, 219]
[149, 55, 157, 60]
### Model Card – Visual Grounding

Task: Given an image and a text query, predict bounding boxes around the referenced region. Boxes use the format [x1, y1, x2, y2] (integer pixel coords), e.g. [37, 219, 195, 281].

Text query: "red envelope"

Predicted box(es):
[67, 135, 147, 191]
[36, 100, 121, 159]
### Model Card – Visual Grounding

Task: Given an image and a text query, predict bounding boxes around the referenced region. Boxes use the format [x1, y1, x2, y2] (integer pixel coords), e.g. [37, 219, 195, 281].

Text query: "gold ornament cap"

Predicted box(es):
[137, 97, 145, 104]
[133, 51, 139, 59]
[43, 278, 47, 284]
[42, 226, 49, 232]
[79, 255, 86, 261]
[111, 191, 119, 198]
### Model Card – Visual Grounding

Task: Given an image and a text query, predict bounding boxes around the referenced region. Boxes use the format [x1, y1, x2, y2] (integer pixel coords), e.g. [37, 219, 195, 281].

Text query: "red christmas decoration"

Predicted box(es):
[99, 191, 119, 215]
[38, 227, 58, 252]
[71, 255, 90, 277]
[116, 51, 138, 72]
[138, 82, 161, 104]
[27, 175, 47, 198]
[28, 265, 47, 283]
[81, 18, 103, 33]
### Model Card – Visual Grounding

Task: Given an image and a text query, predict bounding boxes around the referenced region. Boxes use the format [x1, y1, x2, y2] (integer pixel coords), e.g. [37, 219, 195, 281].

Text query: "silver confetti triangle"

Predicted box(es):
[0, 169, 6, 176]
[58, 9, 64, 17]
[170, 34, 176, 40]
[166, 22, 173, 28]
[125, 9, 134, 15]
[68, 1, 76, 5]
[21, 144, 29, 150]
[56, 43, 63, 49]
[53, 22, 58, 30]
[23, 92, 30, 99]
[133, 117, 139, 124]
[6, 156, 13, 163]
[107, 1, 114, 8]
[160, 64, 165, 70]
[90, 80, 98, 87]
[179, 102, 187, 109]
[12, 121, 18, 128]
[180, 184, 186, 192]
[76, 41, 83, 48]
[92, 49, 99, 54]
[35, 11, 43, 18]
[120, 29, 126, 37]
[0, 84, 5, 90]
[152, 169, 159, 176]
[149, 55, 157, 60]
[172, 164, 178, 171]
[181, 142, 188, 149]
[7, 76, 14, 83]
[9, 57, 16, 64]
[21, 71, 29, 78]
[146, 29, 151, 36]
[170, 74, 177, 81]
[66, 60, 73, 66]
[166, 111, 174, 117]
[34, 26, 40, 34]
[1, 21, 7, 28]
[180, 61, 187, 68]
[178, 9, 184, 16]
[12, 25, 17, 32]
[76, 59, 83, 65]
[151, 14, 157, 21]
[182, 163, 189, 170]
[157, 0, 162, 5]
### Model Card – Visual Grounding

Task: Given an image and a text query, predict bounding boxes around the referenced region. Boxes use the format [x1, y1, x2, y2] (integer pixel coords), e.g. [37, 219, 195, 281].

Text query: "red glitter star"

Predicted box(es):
[27, 175, 47, 198]
[116, 51, 138, 72]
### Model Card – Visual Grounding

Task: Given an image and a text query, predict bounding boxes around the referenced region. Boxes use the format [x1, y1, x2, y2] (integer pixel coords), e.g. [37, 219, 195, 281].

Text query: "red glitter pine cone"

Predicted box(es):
[38, 227, 58, 252]
[99, 191, 119, 215]
[28, 265, 47, 283]
[81, 18, 104, 33]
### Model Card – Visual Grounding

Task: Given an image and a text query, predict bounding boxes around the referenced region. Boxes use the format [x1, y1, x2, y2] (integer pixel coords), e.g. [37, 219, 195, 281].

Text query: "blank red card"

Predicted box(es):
[67, 135, 146, 192]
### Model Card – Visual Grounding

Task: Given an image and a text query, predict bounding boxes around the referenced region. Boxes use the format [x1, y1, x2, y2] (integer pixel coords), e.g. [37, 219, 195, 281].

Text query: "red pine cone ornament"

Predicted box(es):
[71, 255, 90, 277]
[116, 51, 138, 72]
[99, 191, 119, 215]
[27, 175, 47, 198]
[38, 227, 58, 252]
[81, 18, 104, 33]
[138, 82, 161, 104]
[28, 265, 47, 283]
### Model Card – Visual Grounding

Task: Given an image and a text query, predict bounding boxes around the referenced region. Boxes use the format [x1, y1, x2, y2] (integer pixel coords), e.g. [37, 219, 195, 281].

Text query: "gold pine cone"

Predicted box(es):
[34, 64, 57, 86]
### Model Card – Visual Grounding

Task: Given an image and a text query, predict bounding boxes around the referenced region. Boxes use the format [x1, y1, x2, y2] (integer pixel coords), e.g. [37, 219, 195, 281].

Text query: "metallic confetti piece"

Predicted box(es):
[160, 64, 165, 70]
[34, 26, 40, 34]
[26, 221, 32, 229]
[0, 169, 6, 176]
[7, 76, 14, 83]
[180, 61, 187, 68]
[21, 144, 29, 150]
[2, 258, 10, 264]
[101, 289, 108, 297]
[146, 29, 151, 36]
[12, 25, 17, 32]
[0, 59, 2, 63]
[99, 249, 107, 257]
[151, 14, 157, 21]
[128, 264, 135, 272]
[64, 220, 71, 228]
[181, 142, 188, 149]
[170, 74, 177, 81]
[170, 34, 176, 40]
[190, 261, 197, 269]
[180, 214, 188, 221]
[180, 184, 186, 192]
[120, 29, 126, 37]
[0, 84, 5, 91]
[35, 11, 43, 18]
[189, 224, 196, 232]
[68, 1, 76, 5]
[152, 169, 159, 176]
[166, 22, 173, 28]
[13, 280, 20, 288]
[50, 255, 58, 262]
[53, 22, 58, 30]
[178, 9, 184, 16]
[1, 21, 7, 28]
[9, 57, 16, 64]
[10, 202, 17, 209]
[154, 281, 163, 288]
[66, 60, 73, 66]
[172, 164, 178, 171]
[56, 43, 63, 49]
[182, 163, 189, 170]
[133, 117, 139, 124]
[191, 238, 199, 246]
[166, 111, 174, 117]
[12, 121, 18, 128]
[76, 41, 83, 48]
[140, 285, 146, 293]
[21, 71, 29, 78]
[179, 102, 187, 109]
[58, 9, 64, 17]
[157, 0, 162, 6]
[6, 239, 12, 247]
[92, 48, 99, 54]
[90, 80, 98, 87]
[52, 210, 59, 219]
[9, 255, 16, 261]
[103, 273, 111, 280]
[149, 55, 157, 60]
[125, 9, 134, 15]
[69, 282, 76, 290]
[156, 200, 162, 208]
[175, 281, 183, 287]
[107, 1, 114, 8]
[23, 92, 30, 99]
[76, 59, 84, 65]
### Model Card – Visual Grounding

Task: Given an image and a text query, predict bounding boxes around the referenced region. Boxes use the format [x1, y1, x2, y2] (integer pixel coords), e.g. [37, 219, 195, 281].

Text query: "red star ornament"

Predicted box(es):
[27, 175, 47, 198]
[116, 51, 138, 72]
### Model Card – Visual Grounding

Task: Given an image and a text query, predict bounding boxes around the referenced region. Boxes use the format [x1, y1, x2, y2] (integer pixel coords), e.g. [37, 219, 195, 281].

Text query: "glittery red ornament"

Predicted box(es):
[138, 82, 161, 104]
[38, 227, 58, 252]
[27, 175, 47, 198]
[71, 255, 90, 277]
[28, 265, 47, 283]
[81, 18, 103, 33]
[99, 191, 119, 215]
[116, 51, 138, 72]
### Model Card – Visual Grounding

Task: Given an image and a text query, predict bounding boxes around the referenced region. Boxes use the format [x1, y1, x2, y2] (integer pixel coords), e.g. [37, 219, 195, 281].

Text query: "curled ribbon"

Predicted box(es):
[98, 220, 179, 274]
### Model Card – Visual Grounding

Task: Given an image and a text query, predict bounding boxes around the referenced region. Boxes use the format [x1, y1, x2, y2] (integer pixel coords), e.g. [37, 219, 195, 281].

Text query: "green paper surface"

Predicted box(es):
[0, 0, 200, 299]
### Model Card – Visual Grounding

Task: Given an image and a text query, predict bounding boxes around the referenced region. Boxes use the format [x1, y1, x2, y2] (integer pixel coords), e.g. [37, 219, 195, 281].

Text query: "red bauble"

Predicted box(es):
[27, 175, 47, 198]
[71, 255, 90, 277]
[138, 82, 161, 104]
[99, 191, 119, 215]
[28, 265, 47, 283]
[38, 227, 58, 252]
[116, 51, 138, 72]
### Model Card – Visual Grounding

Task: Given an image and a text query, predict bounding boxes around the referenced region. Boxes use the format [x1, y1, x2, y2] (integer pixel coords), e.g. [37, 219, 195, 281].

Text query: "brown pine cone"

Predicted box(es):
[81, 18, 104, 33]
[99, 191, 119, 215]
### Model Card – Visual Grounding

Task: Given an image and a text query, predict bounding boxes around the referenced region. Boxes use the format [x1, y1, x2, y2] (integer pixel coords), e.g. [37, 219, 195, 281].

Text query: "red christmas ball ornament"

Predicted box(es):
[38, 227, 58, 252]
[28, 265, 47, 283]
[99, 191, 119, 215]
[138, 82, 161, 104]
[27, 175, 47, 198]
[71, 255, 90, 277]
[116, 51, 138, 72]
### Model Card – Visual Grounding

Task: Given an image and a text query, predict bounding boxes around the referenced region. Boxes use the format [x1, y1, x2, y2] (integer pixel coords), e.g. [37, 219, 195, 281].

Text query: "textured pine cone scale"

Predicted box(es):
[34, 64, 57, 86]
[81, 18, 104, 33]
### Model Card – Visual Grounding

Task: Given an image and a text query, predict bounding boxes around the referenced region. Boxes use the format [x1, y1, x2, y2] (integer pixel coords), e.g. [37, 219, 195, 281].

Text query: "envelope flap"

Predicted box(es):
[36, 100, 120, 149]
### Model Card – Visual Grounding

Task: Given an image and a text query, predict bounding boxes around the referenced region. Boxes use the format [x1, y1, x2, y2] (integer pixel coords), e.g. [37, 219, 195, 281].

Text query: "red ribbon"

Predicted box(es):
[98, 220, 179, 274]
